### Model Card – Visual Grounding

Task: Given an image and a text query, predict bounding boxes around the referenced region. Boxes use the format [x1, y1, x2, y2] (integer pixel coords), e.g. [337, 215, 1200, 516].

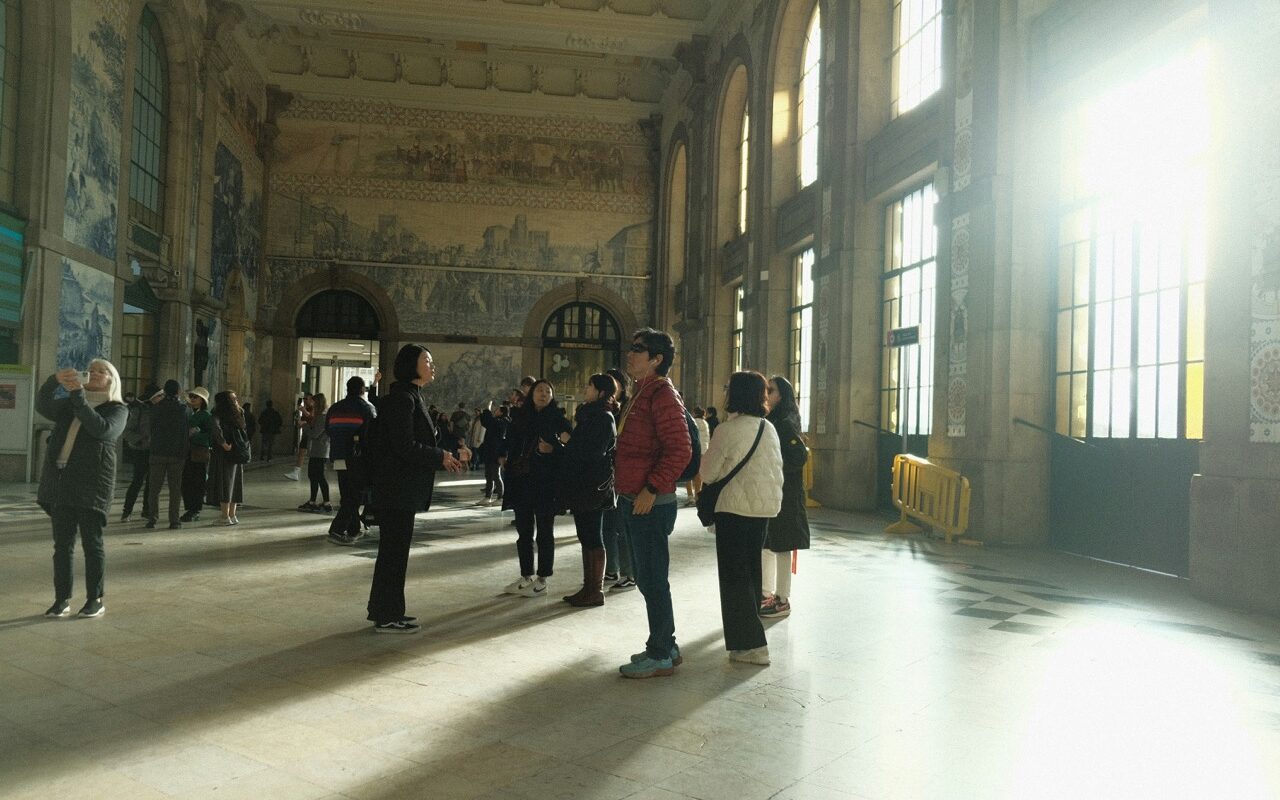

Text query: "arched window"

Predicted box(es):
[737, 105, 750, 235]
[296, 290, 380, 339]
[129, 7, 168, 240]
[0, 0, 21, 205]
[797, 5, 821, 188]
[541, 302, 622, 403]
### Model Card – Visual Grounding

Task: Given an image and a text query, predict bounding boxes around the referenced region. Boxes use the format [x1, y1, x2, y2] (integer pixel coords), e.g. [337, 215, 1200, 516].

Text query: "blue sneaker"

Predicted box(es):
[630, 644, 682, 667]
[619, 655, 674, 679]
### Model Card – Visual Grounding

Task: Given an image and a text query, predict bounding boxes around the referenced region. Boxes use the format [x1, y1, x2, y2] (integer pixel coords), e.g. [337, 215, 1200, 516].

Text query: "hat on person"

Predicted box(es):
[188, 386, 210, 404]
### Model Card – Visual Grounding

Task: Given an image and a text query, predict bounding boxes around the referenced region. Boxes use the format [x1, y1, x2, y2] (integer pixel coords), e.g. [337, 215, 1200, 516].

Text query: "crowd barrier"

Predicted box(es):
[884, 453, 971, 543]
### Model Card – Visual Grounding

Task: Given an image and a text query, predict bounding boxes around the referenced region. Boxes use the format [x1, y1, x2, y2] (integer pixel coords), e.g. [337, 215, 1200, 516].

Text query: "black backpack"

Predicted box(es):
[677, 408, 701, 483]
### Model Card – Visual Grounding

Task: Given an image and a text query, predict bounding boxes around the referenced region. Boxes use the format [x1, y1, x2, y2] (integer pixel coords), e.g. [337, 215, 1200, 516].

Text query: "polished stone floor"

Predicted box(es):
[2, 466, 1280, 799]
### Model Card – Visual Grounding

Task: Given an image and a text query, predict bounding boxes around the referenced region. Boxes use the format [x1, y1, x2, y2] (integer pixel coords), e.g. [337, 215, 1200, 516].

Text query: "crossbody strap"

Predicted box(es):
[718, 420, 766, 488]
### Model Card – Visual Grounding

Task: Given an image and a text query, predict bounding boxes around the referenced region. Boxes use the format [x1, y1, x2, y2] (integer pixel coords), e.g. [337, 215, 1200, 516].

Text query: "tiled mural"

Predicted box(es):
[63, 1, 127, 260]
[419, 344, 522, 410]
[57, 257, 114, 369]
[266, 100, 654, 336]
[212, 142, 263, 300]
[1249, 67, 1280, 443]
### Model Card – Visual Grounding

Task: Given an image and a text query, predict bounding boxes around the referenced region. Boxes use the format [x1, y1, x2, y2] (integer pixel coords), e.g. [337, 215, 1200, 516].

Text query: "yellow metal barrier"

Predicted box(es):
[802, 455, 822, 508]
[885, 454, 971, 543]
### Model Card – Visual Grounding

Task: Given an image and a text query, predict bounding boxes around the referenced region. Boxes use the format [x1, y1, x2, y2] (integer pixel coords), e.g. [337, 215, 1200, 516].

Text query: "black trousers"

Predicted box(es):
[367, 508, 415, 624]
[146, 456, 184, 525]
[330, 469, 366, 536]
[181, 457, 208, 515]
[713, 513, 769, 652]
[484, 459, 503, 498]
[573, 509, 604, 549]
[308, 457, 330, 503]
[260, 433, 276, 461]
[122, 449, 151, 517]
[51, 505, 104, 601]
[513, 506, 555, 577]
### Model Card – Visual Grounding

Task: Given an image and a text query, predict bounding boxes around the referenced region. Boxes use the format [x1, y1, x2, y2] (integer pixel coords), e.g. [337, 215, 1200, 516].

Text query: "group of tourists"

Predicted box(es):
[34, 324, 811, 677]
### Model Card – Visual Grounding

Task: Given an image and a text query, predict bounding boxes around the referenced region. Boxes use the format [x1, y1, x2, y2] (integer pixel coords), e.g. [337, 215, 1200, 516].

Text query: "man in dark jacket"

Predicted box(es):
[144, 380, 192, 529]
[477, 402, 509, 505]
[120, 386, 157, 522]
[326, 376, 377, 545]
[257, 400, 283, 461]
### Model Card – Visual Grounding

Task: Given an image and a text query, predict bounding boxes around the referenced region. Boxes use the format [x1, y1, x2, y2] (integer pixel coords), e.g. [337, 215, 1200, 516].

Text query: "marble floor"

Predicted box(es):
[2, 466, 1280, 800]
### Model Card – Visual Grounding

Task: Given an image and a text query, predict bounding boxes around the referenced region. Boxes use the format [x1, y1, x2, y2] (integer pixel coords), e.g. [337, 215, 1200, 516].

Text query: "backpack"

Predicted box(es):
[230, 426, 252, 464]
[677, 407, 701, 483]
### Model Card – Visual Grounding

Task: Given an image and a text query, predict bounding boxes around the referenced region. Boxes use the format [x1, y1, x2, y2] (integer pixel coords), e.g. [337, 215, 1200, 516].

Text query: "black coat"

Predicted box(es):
[556, 401, 617, 514]
[258, 407, 283, 436]
[369, 381, 446, 512]
[35, 376, 128, 525]
[147, 394, 192, 459]
[765, 411, 811, 552]
[501, 401, 571, 514]
[479, 410, 509, 458]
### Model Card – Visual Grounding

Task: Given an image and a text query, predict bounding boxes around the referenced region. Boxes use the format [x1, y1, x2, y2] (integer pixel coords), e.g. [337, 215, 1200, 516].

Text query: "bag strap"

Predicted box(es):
[718, 420, 766, 488]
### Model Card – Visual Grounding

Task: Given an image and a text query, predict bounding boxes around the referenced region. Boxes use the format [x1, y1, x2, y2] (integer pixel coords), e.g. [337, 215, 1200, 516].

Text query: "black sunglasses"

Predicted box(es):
[628, 343, 650, 354]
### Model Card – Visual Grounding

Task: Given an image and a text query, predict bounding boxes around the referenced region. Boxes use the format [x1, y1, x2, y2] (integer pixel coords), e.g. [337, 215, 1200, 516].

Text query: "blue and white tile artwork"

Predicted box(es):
[63, 4, 126, 261]
[57, 257, 114, 370]
[211, 143, 262, 300]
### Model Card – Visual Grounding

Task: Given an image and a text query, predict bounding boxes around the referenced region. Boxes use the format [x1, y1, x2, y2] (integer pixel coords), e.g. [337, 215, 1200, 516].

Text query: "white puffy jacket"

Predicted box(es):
[698, 413, 783, 518]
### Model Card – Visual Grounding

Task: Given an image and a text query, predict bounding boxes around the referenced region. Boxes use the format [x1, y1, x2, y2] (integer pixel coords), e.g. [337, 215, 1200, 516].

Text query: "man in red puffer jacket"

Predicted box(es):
[615, 328, 692, 679]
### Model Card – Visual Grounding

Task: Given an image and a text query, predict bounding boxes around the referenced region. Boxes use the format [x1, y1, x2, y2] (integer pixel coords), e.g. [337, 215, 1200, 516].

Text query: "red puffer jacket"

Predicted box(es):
[614, 375, 692, 496]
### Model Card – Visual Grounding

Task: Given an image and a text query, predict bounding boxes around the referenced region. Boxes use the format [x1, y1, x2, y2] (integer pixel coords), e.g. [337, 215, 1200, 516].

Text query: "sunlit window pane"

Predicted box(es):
[881, 184, 936, 437]
[731, 284, 745, 372]
[797, 6, 821, 188]
[737, 108, 750, 234]
[891, 0, 942, 117]
[790, 250, 815, 431]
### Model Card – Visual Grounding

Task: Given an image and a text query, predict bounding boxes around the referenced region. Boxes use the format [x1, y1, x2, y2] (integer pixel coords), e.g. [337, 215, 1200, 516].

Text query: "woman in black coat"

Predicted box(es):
[36, 360, 128, 619]
[207, 390, 247, 525]
[366, 344, 468, 633]
[500, 378, 571, 597]
[761, 375, 811, 619]
[558, 374, 619, 607]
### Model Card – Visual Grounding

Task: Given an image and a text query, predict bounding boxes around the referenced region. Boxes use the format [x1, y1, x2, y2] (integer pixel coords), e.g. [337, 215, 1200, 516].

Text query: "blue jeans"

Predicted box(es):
[602, 506, 632, 577]
[620, 497, 678, 660]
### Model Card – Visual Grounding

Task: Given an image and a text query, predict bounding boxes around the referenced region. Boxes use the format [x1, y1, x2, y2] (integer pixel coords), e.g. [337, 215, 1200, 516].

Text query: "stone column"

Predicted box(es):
[1188, 0, 1280, 614]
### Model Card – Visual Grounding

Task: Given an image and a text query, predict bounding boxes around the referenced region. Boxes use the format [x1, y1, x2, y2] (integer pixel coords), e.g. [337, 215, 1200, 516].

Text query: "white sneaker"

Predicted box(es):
[283, 468, 300, 481]
[729, 646, 770, 666]
[504, 575, 534, 595]
[519, 576, 548, 597]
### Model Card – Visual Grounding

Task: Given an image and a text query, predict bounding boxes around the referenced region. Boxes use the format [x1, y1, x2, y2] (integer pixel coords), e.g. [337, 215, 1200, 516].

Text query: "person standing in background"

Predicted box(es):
[257, 400, 282, 462]
[180, 387, 212, 523]
[327, 377, 376, 544]
[208, 390, 247, 526]
[145, 380, 191, 529]
[119, 385, 157, 523]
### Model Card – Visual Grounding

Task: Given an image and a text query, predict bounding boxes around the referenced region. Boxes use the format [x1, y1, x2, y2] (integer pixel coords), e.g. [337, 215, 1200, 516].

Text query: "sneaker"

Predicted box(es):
[168, 522, 182, 530]
[518, 576, 548, 597]
[230, 516, 239, 525]
[603, 571, 619, 584]
[610, 576, 637, 592]
[728, 646, 770, 665]
[77, 599, 105, 618]
[284, 468, 301, 481]
[327, 531, 352, 545]
[298, 502, 318, 512]
[761, 599, 790, 619]
[119, 512, 132, 523]
[179, 511, 198, 522]
[504, 575, 534, 595]
[619, 655, 674, 679]
[630, 644, 683, 667]
[474, 497, 491, 506]
[373, 620, 419, 634]
[759, 595, 777, 616]
[321, 503, 333, 514]
[44, 600, 71, 618]
[144, 518, 157, 529]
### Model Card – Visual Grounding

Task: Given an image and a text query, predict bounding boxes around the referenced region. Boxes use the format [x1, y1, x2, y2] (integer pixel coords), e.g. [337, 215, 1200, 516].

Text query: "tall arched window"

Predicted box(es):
[130, 7, 168, 240]
[797, 5, 821, 188]
[0, 0, 21, 205]
[737, 105, 750, 234]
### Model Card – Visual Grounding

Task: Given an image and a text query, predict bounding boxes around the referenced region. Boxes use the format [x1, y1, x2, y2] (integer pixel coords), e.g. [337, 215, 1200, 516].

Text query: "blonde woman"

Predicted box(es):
[36, 359, 128, 618]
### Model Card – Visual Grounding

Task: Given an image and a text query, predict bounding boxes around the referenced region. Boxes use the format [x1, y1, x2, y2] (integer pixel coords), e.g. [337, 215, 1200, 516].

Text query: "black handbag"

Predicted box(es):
[696, 420, 766, 527]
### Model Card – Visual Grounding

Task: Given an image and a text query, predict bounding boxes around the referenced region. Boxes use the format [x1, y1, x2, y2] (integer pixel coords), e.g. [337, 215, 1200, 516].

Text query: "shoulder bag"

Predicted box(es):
[696, 420, 766, 527]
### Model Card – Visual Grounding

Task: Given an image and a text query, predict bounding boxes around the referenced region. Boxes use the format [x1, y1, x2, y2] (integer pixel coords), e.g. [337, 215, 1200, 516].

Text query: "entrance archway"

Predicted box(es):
[540, 302, 622, 408]
[294, 290, 381, 400]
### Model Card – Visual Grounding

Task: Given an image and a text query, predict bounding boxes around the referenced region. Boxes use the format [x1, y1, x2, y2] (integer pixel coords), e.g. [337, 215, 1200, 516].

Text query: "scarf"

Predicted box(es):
[56, 389, 112, 467]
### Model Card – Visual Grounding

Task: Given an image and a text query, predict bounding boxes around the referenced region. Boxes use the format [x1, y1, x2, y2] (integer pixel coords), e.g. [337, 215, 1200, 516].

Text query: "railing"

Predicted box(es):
[885, 453, 971, 544]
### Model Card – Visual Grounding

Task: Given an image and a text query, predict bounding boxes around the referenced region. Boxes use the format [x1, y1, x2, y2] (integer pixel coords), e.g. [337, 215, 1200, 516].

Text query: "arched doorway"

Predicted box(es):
[295, 290, 381, 400]
[541, 302, 622, 409]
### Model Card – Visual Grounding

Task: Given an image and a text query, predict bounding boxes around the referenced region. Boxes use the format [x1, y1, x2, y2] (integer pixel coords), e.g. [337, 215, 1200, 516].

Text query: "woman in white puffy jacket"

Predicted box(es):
[697, 371, 784, 665]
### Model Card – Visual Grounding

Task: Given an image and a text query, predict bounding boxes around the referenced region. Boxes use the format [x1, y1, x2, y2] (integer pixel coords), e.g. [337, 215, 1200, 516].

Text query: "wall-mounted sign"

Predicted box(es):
[887, 325, 920, 348]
